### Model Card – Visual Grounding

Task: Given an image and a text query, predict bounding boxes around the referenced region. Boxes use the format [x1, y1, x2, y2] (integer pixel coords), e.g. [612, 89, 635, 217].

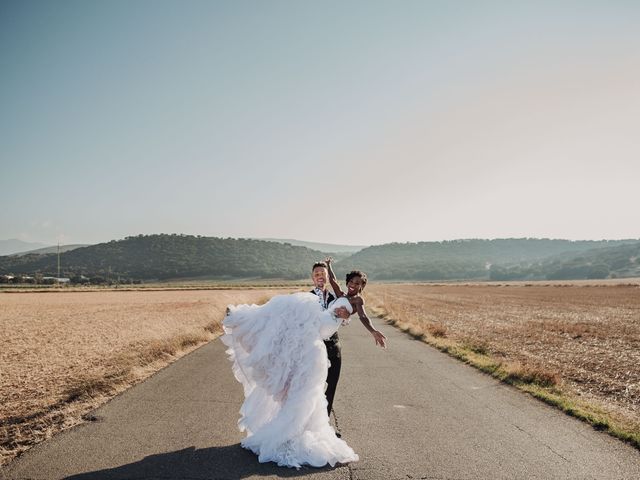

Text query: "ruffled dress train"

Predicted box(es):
[221, 292, 359, 468]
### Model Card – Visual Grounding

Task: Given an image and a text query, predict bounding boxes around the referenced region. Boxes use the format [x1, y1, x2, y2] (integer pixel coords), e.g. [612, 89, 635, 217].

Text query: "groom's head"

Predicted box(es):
[311, 261, 329, 290]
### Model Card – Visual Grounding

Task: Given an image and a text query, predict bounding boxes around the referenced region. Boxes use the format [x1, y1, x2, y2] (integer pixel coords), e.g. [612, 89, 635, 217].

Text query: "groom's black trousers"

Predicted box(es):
[324, 332, 342, 416]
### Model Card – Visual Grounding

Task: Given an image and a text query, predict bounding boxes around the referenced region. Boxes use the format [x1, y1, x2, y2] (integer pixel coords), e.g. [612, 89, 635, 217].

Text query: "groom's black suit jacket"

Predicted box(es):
[310, 289, 339, 344]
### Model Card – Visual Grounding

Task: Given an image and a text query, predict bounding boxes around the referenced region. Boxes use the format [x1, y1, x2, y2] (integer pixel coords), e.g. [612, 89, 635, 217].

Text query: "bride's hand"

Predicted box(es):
[334, 306, 350, 320]
[372, 330, 387, 349]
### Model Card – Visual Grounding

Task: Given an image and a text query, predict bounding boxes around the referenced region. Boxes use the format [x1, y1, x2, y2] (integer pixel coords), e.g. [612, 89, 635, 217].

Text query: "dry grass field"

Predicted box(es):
[0, 288, 288, 466]
[365, 281, 640, 448]
[3, 282, 639, 465]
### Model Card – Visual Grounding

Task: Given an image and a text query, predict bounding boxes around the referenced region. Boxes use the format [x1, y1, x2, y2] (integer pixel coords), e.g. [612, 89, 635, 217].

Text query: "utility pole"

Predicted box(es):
[57, 241, 61, 279]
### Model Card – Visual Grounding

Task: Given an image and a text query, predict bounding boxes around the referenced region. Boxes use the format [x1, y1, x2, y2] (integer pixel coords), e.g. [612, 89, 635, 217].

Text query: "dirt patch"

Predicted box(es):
[0, 288, 289, 465]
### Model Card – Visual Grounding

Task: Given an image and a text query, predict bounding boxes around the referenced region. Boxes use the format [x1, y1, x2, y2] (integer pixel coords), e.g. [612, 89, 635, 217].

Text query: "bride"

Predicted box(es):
[221, 291, 359, 469]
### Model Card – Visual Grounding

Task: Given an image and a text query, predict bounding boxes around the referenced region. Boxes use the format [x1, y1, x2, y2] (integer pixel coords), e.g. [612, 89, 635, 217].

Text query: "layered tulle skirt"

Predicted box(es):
[221, 292, 359, 468]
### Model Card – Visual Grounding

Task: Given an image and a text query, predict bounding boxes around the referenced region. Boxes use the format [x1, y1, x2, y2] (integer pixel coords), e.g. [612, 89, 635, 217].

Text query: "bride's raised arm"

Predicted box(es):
[325, 257, 345, 298]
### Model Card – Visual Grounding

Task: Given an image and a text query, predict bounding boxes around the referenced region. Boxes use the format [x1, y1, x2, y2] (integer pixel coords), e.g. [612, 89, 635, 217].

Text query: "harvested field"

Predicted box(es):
[365, 282, 640, 447]
[0, 288, 287, 465]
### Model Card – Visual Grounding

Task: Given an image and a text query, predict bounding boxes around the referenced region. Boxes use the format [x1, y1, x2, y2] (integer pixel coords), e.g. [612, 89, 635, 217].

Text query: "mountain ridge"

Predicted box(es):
[255, 238, 367, 253]
[10, 244, 90, 256]
[0, 239, 48, 256]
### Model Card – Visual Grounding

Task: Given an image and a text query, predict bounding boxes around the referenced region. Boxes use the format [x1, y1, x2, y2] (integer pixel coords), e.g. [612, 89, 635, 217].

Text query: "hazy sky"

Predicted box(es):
[2, 0, 639, 246]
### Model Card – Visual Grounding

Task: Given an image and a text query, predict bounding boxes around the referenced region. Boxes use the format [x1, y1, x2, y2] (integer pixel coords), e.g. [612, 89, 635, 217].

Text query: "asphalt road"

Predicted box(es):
[2, 316, 639, 480]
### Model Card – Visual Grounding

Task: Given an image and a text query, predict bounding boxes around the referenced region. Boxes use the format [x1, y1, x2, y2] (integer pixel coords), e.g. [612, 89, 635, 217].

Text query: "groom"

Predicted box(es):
[310, 261, 350, 419]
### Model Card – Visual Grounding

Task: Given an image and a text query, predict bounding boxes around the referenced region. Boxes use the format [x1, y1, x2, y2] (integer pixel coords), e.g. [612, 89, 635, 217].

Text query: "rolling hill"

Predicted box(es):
[333, 238, 640, 281]
[0, 234, 327, 281]
[1, 235, 638, 283]
[489, 241, 640, 281]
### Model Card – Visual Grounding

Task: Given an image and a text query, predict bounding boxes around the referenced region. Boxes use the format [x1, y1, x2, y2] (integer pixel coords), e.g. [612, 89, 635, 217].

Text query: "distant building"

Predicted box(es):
[42, 276, 70, 284]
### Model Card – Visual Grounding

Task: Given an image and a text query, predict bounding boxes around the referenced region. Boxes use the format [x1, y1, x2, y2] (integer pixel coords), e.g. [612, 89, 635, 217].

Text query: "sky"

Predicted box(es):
[1, 0, 639, 247]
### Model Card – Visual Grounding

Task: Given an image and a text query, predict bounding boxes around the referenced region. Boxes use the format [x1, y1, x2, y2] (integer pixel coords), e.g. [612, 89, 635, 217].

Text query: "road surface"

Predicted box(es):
[2, 316, 639, 479]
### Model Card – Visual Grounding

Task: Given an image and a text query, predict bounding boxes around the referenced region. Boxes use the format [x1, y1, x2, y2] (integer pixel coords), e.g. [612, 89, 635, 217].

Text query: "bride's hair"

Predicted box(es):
[345, 270, 368, 291]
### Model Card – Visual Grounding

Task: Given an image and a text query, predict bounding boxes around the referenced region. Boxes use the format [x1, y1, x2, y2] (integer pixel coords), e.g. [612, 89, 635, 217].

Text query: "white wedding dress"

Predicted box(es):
[221, 292, 359, 468]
